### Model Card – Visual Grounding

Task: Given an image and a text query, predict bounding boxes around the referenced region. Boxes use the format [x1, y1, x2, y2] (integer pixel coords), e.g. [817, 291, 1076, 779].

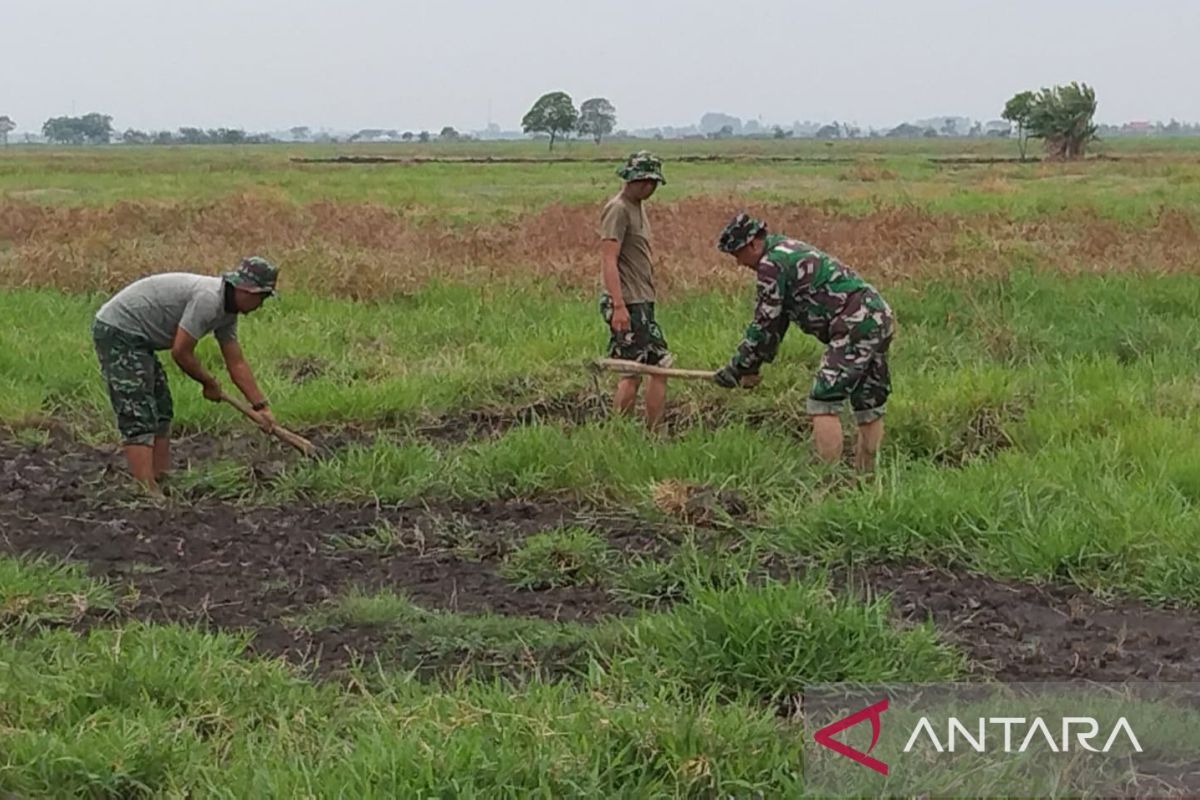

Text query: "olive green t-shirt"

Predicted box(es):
[599, 194, 655, 304]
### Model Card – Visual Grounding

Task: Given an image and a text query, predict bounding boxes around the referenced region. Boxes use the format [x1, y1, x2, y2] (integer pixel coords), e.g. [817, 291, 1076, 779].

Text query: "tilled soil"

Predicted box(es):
[5, 431, 1200, 683]
[855, 564, 1200, 682]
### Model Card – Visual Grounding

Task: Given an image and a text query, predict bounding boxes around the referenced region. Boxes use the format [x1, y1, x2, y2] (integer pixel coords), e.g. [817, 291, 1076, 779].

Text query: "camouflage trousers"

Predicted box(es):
[599, 294, 674, 368]
[808, 292, 895, 424]
[92, 320, 173, 446]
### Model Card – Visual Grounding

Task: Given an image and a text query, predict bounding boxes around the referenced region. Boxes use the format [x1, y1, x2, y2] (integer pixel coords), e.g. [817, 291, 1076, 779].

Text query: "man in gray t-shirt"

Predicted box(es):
[91, 256, 281, 492]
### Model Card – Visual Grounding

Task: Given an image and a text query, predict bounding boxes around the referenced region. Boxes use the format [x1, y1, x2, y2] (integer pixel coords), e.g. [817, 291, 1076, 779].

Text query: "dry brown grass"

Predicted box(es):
[2, 194, 1198, 298]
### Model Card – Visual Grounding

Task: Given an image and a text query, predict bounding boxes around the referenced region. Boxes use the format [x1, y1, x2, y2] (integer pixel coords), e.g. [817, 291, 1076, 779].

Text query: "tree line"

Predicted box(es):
[0, 84, 1129, 160]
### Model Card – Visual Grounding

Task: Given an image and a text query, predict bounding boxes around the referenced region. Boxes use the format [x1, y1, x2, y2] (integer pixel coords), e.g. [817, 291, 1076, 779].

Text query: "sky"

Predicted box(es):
[2, 0, 1197, 134]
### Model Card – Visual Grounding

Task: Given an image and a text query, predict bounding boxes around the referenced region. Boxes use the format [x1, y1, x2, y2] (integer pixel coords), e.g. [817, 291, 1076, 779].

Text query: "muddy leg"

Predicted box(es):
[811, 414, 844, 465]
[644, 375, 667, 432]
[854, 418, 884, 472]
[153, 435, 171, 481]
[124, 444, 159, 492]
[614, 375, 640, 416]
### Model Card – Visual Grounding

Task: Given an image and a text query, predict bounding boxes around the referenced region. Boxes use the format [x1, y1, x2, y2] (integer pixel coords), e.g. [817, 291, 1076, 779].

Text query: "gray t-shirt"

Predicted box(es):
[95, 273, 238, 350]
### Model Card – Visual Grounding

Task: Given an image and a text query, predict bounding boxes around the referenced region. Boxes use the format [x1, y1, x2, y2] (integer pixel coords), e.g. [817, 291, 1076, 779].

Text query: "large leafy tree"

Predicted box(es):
[1003, 83, 1098, 161]
[522, 91, 578, 151]
[577, 97, 616, 144]
[1027, 82, 1098, 160]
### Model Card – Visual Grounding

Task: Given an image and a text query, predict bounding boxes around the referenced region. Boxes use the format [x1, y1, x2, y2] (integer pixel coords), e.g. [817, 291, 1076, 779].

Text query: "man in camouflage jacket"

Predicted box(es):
[712, 213, 895, 470]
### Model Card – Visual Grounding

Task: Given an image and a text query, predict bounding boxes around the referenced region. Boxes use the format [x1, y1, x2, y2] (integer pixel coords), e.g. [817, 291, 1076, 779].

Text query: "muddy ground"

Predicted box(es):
[3, 430, 1200, 683]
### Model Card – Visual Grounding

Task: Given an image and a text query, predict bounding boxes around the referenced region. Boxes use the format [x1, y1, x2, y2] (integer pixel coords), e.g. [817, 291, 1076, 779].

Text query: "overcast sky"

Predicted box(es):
[2, 0, 1196, 133]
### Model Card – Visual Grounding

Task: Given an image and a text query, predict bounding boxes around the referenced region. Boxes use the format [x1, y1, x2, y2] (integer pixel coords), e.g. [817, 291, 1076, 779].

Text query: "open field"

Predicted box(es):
[4, 139, 1200, 795]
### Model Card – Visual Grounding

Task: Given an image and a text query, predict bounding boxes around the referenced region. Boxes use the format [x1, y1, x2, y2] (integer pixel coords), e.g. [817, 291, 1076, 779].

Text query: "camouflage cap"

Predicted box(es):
[223, 256, 278, 295]
[617, 150, 666, 184]
[716, 213, 767, 253]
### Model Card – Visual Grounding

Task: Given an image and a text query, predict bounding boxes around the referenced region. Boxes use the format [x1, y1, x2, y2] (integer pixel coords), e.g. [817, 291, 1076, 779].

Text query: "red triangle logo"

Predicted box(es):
[812, 697, 890, 776]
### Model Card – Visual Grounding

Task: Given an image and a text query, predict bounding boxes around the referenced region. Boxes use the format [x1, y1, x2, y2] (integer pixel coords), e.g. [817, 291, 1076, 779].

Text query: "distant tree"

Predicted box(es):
[577, 97, 617, 144]
[289, 126, 310, 142]
[402, 131, 414, 141]
[969, 121, 983, 137]
[42, 117, 85, 145]
[1002, 90, 1036, 161]
[75, 113, 113, 144]
[214, 128, 246, 144]
[154, 130, 176, 145]
[923, 127, 939, 138]
[0, 115, 14, 147]
[178, 127, 208, 144]
[418, 130, 430, 143]
[1026, 82, 1098, 160]
[773, 126, 788, 139]
[886, 123, 924, 138]
[522, 91, 578, 151]
[440, 125, 459, 140]
[699, 112, 742, 135]
[940, 118, 958, 137]
[707, 123, 735, 140]
[350, 128, 386, 143]
[121, 129, 151, 145]
[815, 124, 840, 139]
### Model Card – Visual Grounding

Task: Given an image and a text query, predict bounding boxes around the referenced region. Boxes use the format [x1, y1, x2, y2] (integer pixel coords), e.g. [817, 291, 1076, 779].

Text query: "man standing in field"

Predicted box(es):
[91, 257, 281, 493]
[599, 150, 671, 431]
[712, 213, 895, 471]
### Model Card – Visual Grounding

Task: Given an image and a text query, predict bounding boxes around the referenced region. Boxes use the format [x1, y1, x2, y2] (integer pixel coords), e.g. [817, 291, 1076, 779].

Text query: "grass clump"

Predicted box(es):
[499, 526, 614, 589]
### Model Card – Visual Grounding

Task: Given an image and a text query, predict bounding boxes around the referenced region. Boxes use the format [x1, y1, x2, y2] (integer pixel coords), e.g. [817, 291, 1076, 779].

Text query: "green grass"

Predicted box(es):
[612, 577, 963, 703]
[326, 520, 406, 554]
[0, 555, 115, 629]
[299, 588, 601, 679]
[8, 269, 1200, 434]
[499, 527, 614, 589]
[0, 574, 959, 796]
[172, 458, 258, 500]
[0, 622, 808, 796]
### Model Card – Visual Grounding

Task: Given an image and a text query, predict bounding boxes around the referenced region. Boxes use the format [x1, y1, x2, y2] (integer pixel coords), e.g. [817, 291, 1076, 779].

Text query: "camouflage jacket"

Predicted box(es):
[727, 234, 890, 374]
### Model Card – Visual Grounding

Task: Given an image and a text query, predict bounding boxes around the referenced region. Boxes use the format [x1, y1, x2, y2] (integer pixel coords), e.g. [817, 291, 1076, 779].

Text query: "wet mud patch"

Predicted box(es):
[0, 432, 686, 673]
[8, 433, 1200, 685]
[847, 563, 1200, 682]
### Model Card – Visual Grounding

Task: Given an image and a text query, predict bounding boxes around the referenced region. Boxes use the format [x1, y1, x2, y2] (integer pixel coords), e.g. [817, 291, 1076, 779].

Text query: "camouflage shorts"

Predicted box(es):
[808, 292, 895, 424]
[599, 294, 673, 368]
[92, 320, 173, 445]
